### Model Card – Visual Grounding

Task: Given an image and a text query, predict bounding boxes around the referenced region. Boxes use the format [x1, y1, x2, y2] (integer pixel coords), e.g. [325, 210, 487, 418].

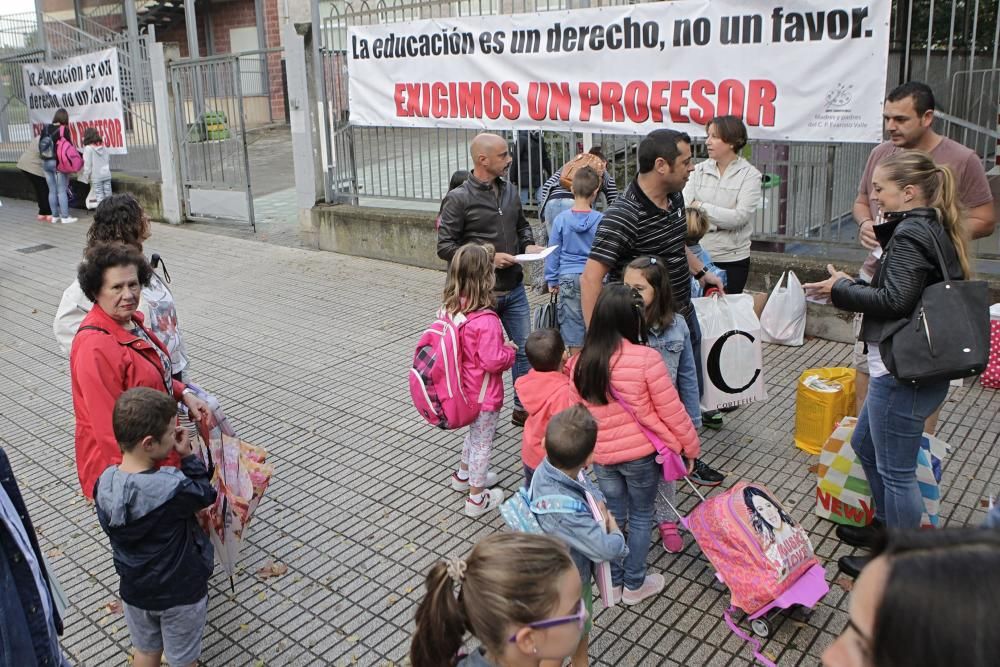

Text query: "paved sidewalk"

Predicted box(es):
[1, 196, 998, 667]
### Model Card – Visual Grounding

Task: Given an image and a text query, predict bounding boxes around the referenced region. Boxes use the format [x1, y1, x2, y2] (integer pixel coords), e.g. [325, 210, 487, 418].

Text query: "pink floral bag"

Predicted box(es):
[686, 481, 819, 615]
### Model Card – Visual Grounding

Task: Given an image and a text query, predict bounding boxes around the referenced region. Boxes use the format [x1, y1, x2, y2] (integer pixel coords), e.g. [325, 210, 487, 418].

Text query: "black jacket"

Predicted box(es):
[94, 455, 217, 611]
[0, 448, 64, 667]
[437, 174, 534, 292]
[509, 130, 552, 190]
[832, 208, 964, 344]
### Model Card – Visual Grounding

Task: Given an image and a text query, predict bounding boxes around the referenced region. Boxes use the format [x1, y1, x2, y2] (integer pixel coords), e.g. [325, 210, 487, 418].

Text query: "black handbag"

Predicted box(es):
[532, 292, 558, 331]
[880, 223, 990, 385]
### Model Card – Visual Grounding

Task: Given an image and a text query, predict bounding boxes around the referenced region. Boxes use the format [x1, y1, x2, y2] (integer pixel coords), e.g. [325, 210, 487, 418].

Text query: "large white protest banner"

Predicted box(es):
[23, 48, 128, 154]
[347, 0, 890, 142]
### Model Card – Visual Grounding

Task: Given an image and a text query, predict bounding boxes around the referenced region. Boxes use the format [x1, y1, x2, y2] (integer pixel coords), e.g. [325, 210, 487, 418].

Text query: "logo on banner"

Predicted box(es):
[824, 83, 854, 110]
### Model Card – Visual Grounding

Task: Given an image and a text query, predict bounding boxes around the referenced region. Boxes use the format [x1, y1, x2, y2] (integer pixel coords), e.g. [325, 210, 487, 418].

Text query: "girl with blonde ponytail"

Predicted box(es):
[804, 150, 976, 575]
[409, 533, 585, 667]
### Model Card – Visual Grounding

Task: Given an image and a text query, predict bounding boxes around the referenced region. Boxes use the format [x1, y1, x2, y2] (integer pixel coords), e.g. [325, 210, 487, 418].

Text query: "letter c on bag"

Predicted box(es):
[707, 330, 761, 394]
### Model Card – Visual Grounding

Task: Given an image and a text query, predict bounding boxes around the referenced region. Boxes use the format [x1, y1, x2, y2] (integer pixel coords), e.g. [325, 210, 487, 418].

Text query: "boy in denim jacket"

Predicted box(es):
[94, 387, 217, 667]
[531, 404, 628, 667]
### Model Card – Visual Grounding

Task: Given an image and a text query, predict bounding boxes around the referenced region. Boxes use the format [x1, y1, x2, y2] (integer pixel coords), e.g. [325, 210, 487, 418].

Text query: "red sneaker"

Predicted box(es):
[658, 521, 683, 553]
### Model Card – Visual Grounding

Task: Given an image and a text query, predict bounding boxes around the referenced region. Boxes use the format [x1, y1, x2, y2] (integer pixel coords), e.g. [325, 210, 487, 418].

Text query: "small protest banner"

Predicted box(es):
[22, 47, 128, 154]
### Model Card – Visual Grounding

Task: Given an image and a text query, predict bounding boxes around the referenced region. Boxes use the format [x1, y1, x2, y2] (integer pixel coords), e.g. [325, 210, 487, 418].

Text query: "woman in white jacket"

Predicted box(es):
[53, 194, 190, 380]
[682, 115, 762, 294]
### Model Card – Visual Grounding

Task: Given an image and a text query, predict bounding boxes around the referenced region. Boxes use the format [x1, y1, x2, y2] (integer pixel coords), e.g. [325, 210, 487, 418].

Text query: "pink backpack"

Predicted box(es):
[56, 130, 84, 174]
[687, 481, 818, 615]
[409, 310, 491, 429]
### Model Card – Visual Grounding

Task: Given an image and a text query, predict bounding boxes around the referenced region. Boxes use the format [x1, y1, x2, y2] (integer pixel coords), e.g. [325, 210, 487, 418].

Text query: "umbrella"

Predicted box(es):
[188, 385, 274, 591]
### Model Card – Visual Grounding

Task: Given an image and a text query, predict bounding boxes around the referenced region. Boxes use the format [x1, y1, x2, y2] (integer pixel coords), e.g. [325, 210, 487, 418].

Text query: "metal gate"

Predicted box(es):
[170, 55, 255, 228]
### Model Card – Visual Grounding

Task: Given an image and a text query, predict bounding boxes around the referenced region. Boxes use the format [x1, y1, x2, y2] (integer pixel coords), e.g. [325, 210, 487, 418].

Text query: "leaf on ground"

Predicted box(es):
[256, 561, 289, 579]
[404, 586, 413, 595]
[835, 577, 854, 592]
[257, 591, 267, 602]
[47, 547, 63, 559]
[105, 599, 123, 614]
[981, 499, 992, 508]
[764, 652, 778, 662]
[387, 595, 398, 606]
[807, 464, 819, 474]
[404, 543, 417, 553]
[346, 635, 360, 643]
[240, 623, 249, 631]
[31, 309, 38, 314]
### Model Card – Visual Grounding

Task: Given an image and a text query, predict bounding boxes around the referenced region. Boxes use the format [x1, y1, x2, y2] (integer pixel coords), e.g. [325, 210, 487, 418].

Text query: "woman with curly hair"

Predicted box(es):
[54, 193, 190, 382]
[69, 243, 209, 499]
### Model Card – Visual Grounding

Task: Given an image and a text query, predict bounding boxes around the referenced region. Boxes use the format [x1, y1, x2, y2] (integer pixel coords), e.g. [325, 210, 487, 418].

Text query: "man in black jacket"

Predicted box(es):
[437, 133, 543, 425]
[1, 447, 70, 667]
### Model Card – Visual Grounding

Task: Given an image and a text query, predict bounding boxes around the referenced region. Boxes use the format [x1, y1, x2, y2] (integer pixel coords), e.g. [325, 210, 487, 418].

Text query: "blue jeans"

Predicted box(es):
[556, 274, 585, 348]
[542, 197, 574, 236]
[495, 284, 530, 411]
[92, 178, 112, 203]
[42, 159, 69, 218]
[851, 374, 949, 529]
[684, 307, 704, 396]
[594, 454, 659, 589]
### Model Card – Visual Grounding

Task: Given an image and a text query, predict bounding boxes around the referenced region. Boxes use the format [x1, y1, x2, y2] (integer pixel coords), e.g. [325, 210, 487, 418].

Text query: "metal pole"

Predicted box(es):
[235, 57, 256, 230]
[254, 0, 268, 117]
[184, 0, 200, 58]
[74, 0, 83, 30]
[35, 0, 50, 60]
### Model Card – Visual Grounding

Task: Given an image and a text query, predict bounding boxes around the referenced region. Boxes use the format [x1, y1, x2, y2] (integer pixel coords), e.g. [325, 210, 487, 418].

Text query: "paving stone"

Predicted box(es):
[2, 196, 998, 666]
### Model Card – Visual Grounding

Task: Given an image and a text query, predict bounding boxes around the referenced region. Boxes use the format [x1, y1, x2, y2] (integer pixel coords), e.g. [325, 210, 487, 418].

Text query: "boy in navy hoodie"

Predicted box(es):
[544, 165, 604, 354]
[94, 387, 216, 667]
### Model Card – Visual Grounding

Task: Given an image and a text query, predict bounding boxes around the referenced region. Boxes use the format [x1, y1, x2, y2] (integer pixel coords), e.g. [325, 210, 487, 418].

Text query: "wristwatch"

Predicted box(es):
[693, 268, 707, 281]
[181, 386, 195, 397]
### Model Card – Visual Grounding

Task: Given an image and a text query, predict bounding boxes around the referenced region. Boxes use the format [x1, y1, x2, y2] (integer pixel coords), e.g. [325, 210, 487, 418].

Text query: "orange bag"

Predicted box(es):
[558, 153, 605, 191]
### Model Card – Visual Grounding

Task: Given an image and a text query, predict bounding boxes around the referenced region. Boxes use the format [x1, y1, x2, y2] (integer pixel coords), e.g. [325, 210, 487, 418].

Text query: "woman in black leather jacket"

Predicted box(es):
[804, 151, 971, 576]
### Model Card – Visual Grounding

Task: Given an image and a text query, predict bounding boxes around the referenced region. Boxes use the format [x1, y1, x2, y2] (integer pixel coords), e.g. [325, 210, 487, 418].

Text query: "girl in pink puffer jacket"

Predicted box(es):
[445, 244, 517, 518]
[569, 283, 700, 605]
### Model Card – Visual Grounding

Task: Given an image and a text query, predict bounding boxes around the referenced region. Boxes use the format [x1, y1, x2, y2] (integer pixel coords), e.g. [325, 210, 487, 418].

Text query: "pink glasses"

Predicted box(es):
[508, 599, 587, 642]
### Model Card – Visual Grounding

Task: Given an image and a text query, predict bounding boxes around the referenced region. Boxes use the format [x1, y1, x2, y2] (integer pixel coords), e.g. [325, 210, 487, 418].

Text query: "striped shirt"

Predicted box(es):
[588, 179, 692, 314]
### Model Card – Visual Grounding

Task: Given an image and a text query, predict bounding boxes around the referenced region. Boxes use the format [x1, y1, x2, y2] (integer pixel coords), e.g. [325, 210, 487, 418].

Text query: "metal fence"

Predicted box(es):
[316, 0, 999, 256]
[0, 13, 160, 177]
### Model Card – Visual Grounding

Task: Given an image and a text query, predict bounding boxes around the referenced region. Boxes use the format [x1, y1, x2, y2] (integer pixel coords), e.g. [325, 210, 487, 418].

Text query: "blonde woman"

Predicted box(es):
[805, 151, 972, 577]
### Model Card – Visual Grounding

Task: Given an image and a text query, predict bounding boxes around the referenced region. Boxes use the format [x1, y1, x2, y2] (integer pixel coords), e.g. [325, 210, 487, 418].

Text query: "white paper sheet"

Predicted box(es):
[514, 245, 558, 263]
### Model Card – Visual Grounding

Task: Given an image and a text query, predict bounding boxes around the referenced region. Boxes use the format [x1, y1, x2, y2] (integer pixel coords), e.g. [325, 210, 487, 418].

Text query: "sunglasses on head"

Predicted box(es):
[507, 598, 587, 643]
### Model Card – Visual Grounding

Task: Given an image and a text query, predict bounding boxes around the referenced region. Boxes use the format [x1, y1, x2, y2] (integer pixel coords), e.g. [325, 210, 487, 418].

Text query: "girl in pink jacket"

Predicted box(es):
[445, 244, 517, 518]
[570, 283, 700, 605]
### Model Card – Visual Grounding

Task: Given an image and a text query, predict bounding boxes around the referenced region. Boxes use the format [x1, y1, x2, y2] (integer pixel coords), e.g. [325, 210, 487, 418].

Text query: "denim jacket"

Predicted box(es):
[530, 459, 628, 585]
[646, 317, 702, 428]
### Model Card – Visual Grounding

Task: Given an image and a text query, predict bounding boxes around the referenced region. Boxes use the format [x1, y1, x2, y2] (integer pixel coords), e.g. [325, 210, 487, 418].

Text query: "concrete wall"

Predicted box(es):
[0, 164, 163, 220]
[310, 203, 1000, 344]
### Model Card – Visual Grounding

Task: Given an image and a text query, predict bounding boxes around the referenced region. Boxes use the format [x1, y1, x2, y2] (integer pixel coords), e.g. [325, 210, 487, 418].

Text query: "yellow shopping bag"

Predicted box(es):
[794, 367, 856, 454]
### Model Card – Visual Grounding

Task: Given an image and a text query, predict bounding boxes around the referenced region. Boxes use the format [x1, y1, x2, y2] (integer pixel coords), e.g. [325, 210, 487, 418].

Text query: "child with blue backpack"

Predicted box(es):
[686, 207, 727, 298]
[529, 404, 627, 666]
[544, 166, 604, 354]
[444, 243, 517, 518]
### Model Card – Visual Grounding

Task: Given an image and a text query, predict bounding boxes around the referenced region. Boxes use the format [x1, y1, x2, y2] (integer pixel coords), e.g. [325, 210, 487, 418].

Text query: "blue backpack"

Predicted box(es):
[500, 474, 590, 533]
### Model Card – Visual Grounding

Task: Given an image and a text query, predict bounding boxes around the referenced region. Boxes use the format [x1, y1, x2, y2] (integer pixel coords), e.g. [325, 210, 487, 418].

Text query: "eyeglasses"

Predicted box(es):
[508, 599, 587, 643]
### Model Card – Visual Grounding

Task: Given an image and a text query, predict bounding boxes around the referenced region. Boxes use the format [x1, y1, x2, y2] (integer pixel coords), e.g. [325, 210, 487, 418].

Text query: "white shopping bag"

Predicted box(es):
[760, 271, 806, 346]
[693, 293, 768, 411]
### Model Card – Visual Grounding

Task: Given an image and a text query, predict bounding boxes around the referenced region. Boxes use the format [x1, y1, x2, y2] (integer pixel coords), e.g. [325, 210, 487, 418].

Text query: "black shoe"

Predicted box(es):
[511, 409, 528, 427]
[838, 554, 872, 578]
[835, 521, 884, 550]
[702, 411, 724, 430]
[690, 459, 725, 486]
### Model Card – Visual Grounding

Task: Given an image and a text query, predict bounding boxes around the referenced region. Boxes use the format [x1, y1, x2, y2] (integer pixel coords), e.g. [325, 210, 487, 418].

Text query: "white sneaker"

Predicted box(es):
[622, 573, 666, 606]
[450, 470, 499, 492]
[465, 488, 505, 518]
[60, 217, 78, 224]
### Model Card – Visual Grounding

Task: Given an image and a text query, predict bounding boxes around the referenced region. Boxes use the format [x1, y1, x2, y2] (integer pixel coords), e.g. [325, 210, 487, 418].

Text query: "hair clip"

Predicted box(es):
[446, 558, 467, 584]
[649, 257, 657, 265]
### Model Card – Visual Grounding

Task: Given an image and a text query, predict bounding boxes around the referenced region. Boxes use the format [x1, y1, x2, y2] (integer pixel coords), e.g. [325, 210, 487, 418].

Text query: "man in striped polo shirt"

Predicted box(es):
[580, 129, 726, 487]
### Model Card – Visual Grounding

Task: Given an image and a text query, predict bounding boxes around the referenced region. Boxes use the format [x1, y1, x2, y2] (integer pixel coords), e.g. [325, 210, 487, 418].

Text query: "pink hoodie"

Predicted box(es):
[459, 309, 516, 412]
[568, 340, 700, 465]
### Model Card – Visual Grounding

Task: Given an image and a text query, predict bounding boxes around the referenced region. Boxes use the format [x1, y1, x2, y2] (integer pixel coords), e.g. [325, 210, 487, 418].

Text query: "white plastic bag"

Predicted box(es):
[693, 293, 768, 411]
[760, 271, 806, 346]
[85, 187, 98, 210]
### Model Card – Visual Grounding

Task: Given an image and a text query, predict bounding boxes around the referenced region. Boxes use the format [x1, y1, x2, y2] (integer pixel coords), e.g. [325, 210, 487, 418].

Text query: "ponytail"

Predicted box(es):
[933, 165, 971, 279]
[410, 561, 467, 667]
[876, 151, 973, 279]
[409, 534, 574, 667]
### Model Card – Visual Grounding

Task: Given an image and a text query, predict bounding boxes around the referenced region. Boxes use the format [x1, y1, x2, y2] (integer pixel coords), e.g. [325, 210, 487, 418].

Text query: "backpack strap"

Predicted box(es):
[723, 606, 777, 667]
[77, 325, 110, 335]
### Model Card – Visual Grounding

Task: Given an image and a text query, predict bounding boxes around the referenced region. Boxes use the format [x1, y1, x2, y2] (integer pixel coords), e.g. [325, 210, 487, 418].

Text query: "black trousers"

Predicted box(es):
[21, 170, 50, 216]
[715, 257, 751, 294]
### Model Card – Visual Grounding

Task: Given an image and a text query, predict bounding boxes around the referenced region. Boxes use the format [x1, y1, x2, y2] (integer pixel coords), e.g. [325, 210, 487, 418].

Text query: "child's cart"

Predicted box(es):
[662, 471, 829, 665]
